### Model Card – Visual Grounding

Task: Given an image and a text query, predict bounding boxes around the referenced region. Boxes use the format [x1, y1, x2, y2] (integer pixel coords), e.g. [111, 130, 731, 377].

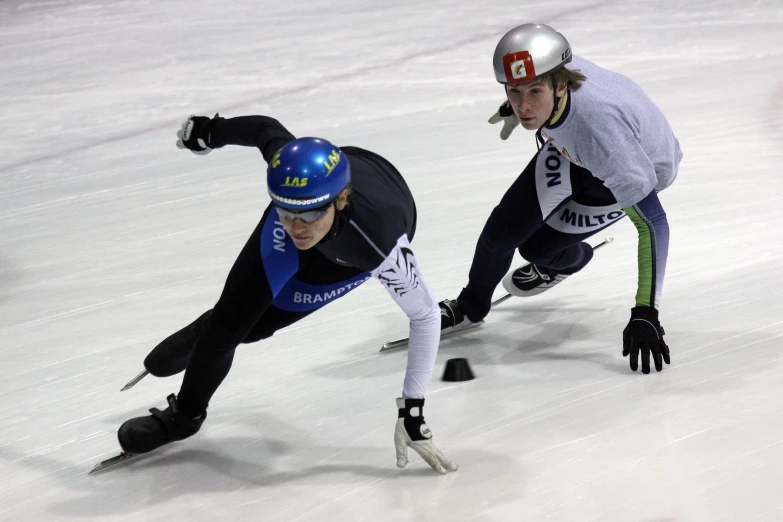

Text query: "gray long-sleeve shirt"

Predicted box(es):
[541, 56, 683, 208]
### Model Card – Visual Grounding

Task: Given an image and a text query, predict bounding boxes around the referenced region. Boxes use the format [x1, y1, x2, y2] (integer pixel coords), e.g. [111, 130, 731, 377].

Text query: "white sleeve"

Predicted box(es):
[371, 235, 440, 399]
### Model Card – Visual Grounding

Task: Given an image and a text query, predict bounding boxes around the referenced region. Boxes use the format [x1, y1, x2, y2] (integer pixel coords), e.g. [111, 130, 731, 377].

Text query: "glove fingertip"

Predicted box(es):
[428, 459, 446, 474]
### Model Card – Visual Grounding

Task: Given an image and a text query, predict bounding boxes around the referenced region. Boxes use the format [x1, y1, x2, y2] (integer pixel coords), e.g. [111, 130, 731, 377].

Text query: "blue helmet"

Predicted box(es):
[267, 137, 351, 211]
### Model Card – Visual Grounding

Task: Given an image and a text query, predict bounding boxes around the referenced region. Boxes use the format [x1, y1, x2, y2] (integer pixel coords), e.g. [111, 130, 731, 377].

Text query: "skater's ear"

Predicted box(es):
[335, 188, 350, 211]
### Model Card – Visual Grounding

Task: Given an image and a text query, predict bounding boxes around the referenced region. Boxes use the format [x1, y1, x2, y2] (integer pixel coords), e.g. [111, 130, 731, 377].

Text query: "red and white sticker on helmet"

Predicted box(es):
[502, 51, 536, 84]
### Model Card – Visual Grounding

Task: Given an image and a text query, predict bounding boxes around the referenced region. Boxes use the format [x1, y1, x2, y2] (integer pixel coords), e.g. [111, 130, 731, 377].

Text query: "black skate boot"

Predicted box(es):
[439, 299, 483, 335]
[118, 394, 206, 454]
[144, 310, 212, 377]
[501, 263, 569, 297]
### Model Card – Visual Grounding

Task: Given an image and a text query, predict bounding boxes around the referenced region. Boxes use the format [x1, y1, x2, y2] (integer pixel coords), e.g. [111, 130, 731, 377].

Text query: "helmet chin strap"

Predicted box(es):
[324, 199, 349, 241]
[535, 74, 562, 151]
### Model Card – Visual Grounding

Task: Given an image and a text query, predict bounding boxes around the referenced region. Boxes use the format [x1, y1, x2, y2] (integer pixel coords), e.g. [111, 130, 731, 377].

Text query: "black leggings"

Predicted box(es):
[177, 213, 364, 417]
[458, 144, 621, 322]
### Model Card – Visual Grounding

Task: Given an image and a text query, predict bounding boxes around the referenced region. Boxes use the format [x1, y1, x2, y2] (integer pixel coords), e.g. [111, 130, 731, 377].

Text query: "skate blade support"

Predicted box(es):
[120, 369, 149, 391]
[89, 451, 137, 474]
[379, 236, 613, 352]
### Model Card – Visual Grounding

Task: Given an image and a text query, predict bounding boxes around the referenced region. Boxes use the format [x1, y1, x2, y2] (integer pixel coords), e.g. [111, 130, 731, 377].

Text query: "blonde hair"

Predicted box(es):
[526, 67, 586, 91]
[552, 67, 586, 91]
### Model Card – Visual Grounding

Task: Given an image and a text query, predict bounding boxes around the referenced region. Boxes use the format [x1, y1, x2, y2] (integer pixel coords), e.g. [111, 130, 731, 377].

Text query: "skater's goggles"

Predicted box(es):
[274, 202, 332, 223]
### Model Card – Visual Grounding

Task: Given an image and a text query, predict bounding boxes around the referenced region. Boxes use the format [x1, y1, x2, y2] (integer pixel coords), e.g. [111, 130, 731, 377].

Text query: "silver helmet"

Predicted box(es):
[493, 24, 572, 85]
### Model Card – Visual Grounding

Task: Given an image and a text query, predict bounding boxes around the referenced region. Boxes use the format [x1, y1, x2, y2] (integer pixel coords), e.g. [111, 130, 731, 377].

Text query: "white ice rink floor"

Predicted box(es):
[2, 0, 782, 520]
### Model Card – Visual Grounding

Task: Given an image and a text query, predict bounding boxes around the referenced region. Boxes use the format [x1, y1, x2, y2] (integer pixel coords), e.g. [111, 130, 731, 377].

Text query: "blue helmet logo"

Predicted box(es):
[267, 137, 351, 210]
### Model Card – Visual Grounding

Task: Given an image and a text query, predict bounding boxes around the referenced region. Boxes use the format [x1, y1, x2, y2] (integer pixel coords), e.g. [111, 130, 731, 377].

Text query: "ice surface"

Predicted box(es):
[1, 0, 782, 520]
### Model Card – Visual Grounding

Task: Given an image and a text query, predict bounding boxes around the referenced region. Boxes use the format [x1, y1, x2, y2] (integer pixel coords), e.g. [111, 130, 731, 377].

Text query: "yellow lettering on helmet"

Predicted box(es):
[271, 149, 282, 168]
[282, 177, 308, 187]
[323, 150, 341, 175]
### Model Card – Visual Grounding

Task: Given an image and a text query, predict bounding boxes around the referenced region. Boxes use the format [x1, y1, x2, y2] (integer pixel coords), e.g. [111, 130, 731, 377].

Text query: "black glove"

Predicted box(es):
[622, 306, 670, 374]
[175, 114, 222, 155]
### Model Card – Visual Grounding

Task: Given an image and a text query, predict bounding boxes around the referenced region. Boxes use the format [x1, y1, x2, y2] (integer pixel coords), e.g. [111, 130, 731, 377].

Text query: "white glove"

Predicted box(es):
[488, 101, 519, 140]
[394, 398, 457, 474]
[175, 114, 215, 155]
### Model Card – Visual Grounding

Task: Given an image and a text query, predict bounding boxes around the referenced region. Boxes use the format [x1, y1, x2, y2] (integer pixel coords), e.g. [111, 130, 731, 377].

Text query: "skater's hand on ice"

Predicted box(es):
[176, 114, 220, 155]
[488, 101, 519, 140]
[623, 306, 670, 374]
[394, 398, 457, 475]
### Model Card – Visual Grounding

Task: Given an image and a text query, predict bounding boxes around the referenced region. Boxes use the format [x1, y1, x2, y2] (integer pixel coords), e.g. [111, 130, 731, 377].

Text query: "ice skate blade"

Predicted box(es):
[380, 320, 484, 352]
[89, 451, 137, 474]
[121, 369, 149, 391]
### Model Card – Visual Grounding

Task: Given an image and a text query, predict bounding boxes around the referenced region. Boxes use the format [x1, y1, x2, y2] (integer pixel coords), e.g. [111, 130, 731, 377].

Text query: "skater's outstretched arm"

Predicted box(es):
[622, 190, 671, 374]
[369, 234, 457, 474]
[176, 114, 296, 162]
